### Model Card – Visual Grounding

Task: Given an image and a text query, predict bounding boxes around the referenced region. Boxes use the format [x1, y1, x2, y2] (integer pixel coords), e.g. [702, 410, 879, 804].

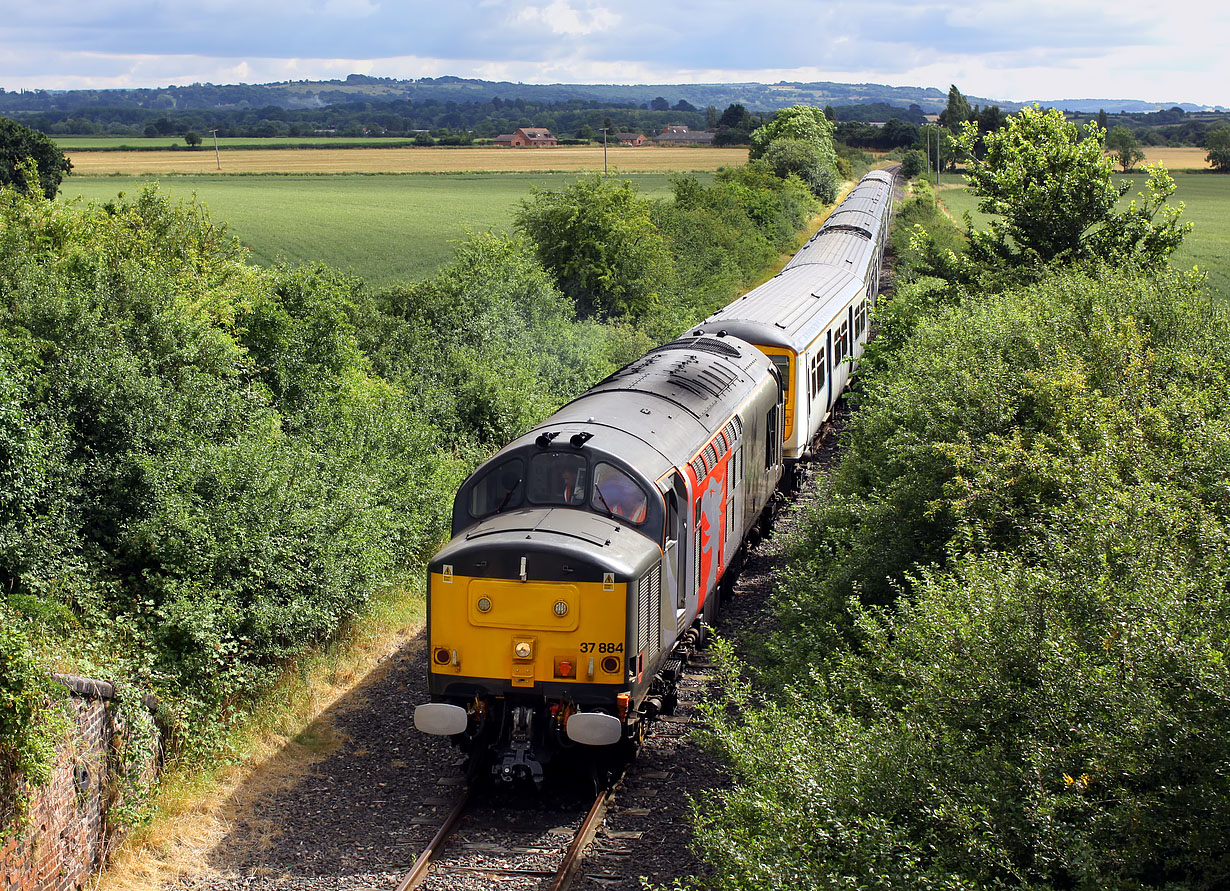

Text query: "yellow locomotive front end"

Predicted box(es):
[414, 506, 663, 784]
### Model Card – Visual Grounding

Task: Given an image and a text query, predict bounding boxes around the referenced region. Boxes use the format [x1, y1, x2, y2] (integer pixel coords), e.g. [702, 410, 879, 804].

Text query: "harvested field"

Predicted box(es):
[66, 145, 748, 175]
[1139, 146, 1212, 169]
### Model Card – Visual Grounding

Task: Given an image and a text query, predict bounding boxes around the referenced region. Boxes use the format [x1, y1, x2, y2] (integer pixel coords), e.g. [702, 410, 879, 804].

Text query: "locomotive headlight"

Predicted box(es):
[553, 600, 568, 617]
[514, 640, 533, 659]
[477, 597, 492, 613]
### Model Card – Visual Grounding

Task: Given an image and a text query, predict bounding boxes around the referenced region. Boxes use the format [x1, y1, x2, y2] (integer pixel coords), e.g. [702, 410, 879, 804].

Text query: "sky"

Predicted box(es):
[2, 0, 1226, 107]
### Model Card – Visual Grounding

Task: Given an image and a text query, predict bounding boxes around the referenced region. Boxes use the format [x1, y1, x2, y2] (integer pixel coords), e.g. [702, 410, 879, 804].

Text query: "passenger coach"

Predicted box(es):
[700, 170, 893, 473]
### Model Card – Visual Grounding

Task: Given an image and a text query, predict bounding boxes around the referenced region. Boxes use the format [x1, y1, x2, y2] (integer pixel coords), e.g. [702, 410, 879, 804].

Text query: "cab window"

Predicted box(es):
[527, 452, 588, 506]
[591, 463, 647, 524]
[468, 458, 525, 518]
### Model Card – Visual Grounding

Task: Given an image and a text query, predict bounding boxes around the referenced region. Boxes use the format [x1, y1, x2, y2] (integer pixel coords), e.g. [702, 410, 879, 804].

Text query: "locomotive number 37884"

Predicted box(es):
[580, 642, 624, 654]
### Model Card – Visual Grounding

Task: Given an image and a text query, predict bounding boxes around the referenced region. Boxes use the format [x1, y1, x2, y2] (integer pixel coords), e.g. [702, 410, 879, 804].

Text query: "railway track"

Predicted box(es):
[395, 781, 618, 891]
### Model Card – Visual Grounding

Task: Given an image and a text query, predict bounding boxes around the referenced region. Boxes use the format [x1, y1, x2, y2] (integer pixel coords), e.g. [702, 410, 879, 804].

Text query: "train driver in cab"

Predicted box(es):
[592, 463, 647, 523]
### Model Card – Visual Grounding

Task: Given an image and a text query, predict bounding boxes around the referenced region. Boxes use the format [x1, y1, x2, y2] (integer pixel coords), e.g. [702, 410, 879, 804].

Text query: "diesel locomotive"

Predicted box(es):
[413, 171, 895, 784]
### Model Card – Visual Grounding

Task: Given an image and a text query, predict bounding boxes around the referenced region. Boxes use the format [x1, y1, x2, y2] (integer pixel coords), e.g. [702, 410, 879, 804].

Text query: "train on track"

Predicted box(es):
[414, 169, 896, 785]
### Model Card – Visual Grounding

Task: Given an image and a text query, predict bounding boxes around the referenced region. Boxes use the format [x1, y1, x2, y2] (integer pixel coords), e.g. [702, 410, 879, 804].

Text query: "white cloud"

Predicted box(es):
[0, 0, 1225, 107]
[514, 1, 620, 37]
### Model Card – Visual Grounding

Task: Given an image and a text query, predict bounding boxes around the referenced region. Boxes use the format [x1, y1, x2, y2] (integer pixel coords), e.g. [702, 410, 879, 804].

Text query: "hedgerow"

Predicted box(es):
[0, 179, 625, 785]
[691, 105, 1227, 890]
[697, 267, 1230, 889]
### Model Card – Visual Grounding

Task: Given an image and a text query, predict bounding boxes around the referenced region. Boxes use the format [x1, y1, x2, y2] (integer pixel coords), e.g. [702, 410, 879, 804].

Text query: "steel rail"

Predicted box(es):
[548, 786, 615, 891]
[393, 785, 474, 891]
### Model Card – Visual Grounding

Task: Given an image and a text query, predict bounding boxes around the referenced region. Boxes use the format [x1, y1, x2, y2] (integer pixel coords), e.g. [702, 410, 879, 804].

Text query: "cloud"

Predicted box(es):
[0, 0, 1224, 107]
[514, 1, 620, 36]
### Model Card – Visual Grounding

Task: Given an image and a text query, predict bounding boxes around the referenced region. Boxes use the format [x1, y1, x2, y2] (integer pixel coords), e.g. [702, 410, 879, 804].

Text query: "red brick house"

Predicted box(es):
[614, 132, 647, 146]
[494, 127, 558, 147]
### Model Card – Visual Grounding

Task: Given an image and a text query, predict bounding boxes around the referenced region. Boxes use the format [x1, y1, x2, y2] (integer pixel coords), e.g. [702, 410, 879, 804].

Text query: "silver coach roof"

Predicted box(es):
[784, 173, 893, 274]
[702, 264, 864, 352]
[521, 334, 771, 472]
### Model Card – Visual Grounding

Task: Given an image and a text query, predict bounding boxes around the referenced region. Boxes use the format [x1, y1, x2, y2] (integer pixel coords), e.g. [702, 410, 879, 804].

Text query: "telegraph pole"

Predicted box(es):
[599, 127, 609, 175]
[209, 129, 221, 170]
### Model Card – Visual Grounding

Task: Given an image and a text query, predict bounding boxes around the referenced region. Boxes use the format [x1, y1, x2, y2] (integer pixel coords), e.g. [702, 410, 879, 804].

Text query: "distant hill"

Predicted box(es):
[0, 75, 997, 115]
[0, 74, 1220, 121]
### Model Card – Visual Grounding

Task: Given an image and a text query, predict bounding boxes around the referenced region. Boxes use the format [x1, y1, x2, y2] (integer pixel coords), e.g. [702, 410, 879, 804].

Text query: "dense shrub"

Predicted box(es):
[759, 138, 838, 202]
[0, 182, 603, 756]
[697, 267, 1230, 890]
[0, 606, 64, 825]
[517, 167, 816, 342]
[370, 231, 626, 448]
[899, 148, 926, 179]
[514, 175, 677, 323]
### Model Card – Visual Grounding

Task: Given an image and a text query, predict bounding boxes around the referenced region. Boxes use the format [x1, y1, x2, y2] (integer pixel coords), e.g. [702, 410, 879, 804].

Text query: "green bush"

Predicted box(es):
[697, 267, 1230, 890]
[900, 148, 927, 179]
[515, 175, 677, 323]
[760, 138, 838, 202]
[0, 607, 63, 824]
[0, 183, 458, 749]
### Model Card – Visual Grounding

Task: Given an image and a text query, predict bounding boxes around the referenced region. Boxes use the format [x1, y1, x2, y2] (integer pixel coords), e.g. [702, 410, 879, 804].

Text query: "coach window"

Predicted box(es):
[768, 355, 790, 400]
[469, 457, 525, 518]
[592, 463, 647, 523]
[527, 452, 588, 506]
[765, 405, 780, 469]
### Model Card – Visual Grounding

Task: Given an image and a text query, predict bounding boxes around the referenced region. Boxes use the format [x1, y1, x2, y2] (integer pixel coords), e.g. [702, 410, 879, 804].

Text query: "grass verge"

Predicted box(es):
[93, 583, 427, 891]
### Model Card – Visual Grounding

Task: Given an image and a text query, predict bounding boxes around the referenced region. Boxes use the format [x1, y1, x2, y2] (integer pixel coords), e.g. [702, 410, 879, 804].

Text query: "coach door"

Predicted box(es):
[659, 471, 691, 641]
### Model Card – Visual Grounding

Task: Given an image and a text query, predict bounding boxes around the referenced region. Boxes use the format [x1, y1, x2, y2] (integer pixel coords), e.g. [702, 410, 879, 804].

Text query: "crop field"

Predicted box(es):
[65, 145, 747, 175]
[54, 136, 421, 150]
[60, 172, 708, 288]
[936, 172, 1230, 301]
[1139, 147, 1213, 170]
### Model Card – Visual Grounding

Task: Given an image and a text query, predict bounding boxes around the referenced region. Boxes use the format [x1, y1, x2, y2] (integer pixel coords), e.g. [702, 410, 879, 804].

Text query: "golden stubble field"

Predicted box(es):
[67, 145, 749, 175]
[1139, 147, 1212, 169]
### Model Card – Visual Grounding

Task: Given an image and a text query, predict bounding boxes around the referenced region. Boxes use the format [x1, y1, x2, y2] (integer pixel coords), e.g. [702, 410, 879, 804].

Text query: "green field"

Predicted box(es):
[61, 172, 701, 288]
[937, 172, 1230, 302]
[56, 136, 422, 150]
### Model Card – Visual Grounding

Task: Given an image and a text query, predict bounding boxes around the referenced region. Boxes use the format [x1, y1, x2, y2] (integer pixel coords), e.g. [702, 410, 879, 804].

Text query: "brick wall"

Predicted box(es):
[1, 677, 159, 891]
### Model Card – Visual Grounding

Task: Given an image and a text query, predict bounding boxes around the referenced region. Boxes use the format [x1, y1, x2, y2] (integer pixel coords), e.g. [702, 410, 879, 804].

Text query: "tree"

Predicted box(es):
[184, 130, 203, 147]
[938, 84, 971, 132]
[714, 103, 755, 146]
[759, 138, 838, 202]
[514, 175, 675, 321]
[718, 103, 752, 130]
[748, 105, 838, 180]
[1097, 108, 1109, 137]
[1206, 126, 1230, 171]
[650, 96, 669, 112]
[1106, 125, 1145, 171]
[0, 117, 71, 199]
[955, 104, 1188, 271]
[900, 149, 926, 179]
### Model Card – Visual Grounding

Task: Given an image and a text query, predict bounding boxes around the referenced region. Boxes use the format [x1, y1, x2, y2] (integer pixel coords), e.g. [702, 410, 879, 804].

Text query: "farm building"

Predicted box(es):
[494, 127, 558, 147]
[614, 132, 647, 146]
[654, 125, 716, 145]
